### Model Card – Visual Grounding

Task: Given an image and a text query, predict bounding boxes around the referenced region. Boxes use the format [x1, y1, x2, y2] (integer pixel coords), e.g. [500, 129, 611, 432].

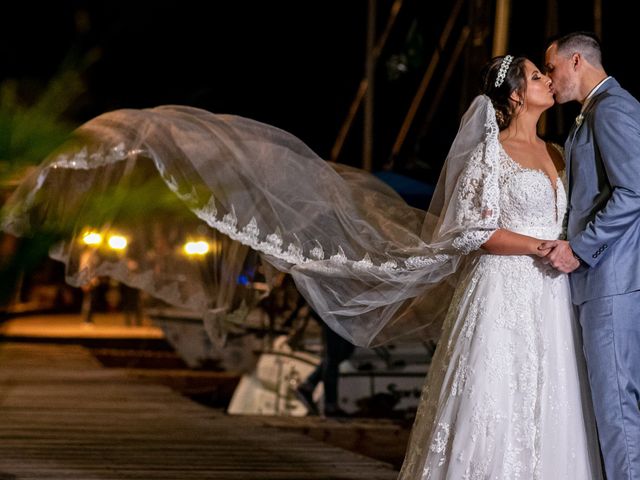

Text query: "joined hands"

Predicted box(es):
[536, 240, 580, 273]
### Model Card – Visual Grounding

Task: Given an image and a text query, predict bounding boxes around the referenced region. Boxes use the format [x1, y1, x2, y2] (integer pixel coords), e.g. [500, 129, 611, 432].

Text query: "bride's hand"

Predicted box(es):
[537, 239, 581, 273]
[534, 241, 553, 258]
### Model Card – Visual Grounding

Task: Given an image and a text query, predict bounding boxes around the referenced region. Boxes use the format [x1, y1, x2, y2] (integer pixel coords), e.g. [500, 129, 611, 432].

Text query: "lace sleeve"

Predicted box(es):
[451, 142, 500, 254]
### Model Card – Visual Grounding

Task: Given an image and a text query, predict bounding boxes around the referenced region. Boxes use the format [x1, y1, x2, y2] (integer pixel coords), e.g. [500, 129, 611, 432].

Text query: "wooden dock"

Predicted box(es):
[0, 342, 398, 479]
[0, 312, 164, 341]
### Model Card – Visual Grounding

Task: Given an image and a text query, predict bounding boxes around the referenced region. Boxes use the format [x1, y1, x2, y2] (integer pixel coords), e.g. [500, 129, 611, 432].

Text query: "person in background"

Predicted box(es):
[290, 296, 355, 418]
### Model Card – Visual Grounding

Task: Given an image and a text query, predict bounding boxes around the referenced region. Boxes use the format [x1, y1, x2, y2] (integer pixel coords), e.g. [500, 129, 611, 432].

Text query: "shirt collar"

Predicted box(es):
[581, 76, 611, 112]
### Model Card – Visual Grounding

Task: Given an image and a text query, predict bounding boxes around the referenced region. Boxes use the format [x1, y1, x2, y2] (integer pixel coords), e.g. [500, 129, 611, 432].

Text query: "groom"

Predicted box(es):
[542, 32, 640, 479]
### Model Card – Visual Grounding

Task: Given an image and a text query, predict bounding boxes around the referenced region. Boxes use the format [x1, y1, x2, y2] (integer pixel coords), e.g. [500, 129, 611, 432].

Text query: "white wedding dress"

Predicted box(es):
[0, 98, 603, 479]
[398, 144, 603, 479]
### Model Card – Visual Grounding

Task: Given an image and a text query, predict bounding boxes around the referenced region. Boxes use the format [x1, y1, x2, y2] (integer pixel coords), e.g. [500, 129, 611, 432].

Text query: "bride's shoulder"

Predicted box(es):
[546, 141, 565, 173]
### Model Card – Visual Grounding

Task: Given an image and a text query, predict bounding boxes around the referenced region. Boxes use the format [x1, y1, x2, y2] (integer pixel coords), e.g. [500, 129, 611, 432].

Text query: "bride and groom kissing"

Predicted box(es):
[3, 28, 637, 480]
[398, 31, 639, 479]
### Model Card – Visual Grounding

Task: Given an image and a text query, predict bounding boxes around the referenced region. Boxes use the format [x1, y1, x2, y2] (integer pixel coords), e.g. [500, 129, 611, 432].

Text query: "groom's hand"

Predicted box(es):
[538, 240, 580, 273]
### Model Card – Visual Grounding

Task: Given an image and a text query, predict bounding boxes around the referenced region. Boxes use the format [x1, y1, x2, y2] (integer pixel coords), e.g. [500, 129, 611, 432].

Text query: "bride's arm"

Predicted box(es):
[481, 229, 549, 256]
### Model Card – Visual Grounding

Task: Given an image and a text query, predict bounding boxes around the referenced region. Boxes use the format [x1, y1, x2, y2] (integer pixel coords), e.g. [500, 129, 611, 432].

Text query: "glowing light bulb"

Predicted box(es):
[108, 235, 128, 250]
[82, 231, 102, 246]
[184, 241, 209, 255]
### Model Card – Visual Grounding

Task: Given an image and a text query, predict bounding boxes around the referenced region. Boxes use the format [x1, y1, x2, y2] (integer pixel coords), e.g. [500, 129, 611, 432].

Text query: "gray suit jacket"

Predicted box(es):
[566, 77, 640, 305]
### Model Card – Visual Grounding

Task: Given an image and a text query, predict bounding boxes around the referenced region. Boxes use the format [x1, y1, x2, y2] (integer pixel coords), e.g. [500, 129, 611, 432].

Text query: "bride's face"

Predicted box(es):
[520, 60, 555, 110]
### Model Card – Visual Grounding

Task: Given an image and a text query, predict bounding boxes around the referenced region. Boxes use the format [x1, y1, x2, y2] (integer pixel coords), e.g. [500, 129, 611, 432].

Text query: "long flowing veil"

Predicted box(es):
[2, 96, 500, 347]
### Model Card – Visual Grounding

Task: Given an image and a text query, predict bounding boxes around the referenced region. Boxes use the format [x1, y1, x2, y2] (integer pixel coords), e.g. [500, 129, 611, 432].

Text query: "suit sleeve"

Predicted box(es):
[570, 99, 640, 267]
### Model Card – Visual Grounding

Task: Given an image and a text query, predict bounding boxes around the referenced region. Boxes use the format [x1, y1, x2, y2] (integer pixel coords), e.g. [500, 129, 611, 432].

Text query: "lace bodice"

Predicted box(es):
[497, 144, 567, 240]
[454, 142, 567, 254]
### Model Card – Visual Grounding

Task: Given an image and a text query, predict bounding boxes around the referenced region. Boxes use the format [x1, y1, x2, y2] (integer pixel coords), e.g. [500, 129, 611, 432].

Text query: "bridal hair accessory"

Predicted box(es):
[494, 55, 514, 88]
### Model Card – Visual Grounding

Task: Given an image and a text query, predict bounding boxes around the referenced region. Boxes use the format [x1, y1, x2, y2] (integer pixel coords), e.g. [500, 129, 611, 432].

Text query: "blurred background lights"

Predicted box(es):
[184, 240, 210, 256]
[107, 235, 128, 251]
[82, 231, 102, 246]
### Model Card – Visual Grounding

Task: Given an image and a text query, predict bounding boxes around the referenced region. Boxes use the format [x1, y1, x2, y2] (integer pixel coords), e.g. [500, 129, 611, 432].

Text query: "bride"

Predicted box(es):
[2, 55, 602, 478]
[397, 56, 602, 479]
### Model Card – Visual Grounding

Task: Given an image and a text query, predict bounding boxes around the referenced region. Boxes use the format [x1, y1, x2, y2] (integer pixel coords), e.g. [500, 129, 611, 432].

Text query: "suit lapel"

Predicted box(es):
[563, 77, 618, 199]
[564, 121, 579, 196]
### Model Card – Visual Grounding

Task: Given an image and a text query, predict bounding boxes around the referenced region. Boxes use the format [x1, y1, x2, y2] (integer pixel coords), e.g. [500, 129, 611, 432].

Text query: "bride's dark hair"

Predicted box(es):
[480, 55, 527, 130]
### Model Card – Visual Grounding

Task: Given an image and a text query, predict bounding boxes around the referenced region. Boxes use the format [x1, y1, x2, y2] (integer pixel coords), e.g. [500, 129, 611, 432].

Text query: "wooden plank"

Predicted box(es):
[0, 313, 164, 340]
[0, 343, 397, 479]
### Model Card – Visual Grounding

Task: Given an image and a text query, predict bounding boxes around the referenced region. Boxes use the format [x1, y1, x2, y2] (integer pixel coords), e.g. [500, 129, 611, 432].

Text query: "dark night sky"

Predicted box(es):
[1, 1, 369, 161]
[1, 1, 637, 178]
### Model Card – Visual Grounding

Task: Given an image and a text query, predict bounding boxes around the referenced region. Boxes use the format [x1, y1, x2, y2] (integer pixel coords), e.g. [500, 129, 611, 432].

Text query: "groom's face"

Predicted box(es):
[545, 43, 577, 104]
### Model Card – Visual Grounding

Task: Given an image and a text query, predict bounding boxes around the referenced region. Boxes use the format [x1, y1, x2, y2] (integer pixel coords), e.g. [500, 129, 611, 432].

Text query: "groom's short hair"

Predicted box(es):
[552, 32, 603, 68]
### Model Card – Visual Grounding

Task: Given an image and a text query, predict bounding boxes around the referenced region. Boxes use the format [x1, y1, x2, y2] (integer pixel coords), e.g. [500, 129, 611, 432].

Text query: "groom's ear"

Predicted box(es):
[571, 53, 581, 70]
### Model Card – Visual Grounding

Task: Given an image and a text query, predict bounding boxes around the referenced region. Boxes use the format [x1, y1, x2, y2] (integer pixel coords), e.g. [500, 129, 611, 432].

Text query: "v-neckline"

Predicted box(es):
[498, 142, 561, 194]
[498, 142, 563, 222]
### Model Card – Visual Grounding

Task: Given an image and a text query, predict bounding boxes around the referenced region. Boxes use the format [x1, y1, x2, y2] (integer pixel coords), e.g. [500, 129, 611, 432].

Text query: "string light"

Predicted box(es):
[108, 235, 128, 250]
[184, 240, 210, 255]
[82, 231, 102, 246]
